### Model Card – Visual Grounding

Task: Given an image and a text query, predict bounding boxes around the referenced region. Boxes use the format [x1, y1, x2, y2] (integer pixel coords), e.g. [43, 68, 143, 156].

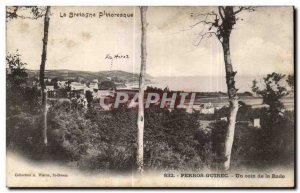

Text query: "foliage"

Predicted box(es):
[6, 52, 28, 90]
[252, 73, 290, 116]
[85, 91, 93, 108]
[6, 53, 43, 151]
[287, 74, 294, 92]
[6, 56, 294, 171]
[144, 108, 212, 170]
[6, 6, 46, 21]
[98, 80, 116, 90]
[47, 103, 95, 161]
[6, 108, 42, 152]
[210, 108, 294, 169]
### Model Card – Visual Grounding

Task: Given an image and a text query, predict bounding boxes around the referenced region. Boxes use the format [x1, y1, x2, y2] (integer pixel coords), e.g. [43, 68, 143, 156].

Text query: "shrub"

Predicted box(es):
[47, 104, 95, 161]
[210, 108, 294, 169]
[78, 144, 135, 172]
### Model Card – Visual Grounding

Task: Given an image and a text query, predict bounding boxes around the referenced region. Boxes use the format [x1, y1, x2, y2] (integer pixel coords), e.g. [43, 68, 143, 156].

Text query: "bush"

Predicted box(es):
[7, 87, 294, 172]
[78, 144, 135, 172]
[210, 108, 294, 169]
[6, 109, 42, 153]
[47, 104, 96, 161]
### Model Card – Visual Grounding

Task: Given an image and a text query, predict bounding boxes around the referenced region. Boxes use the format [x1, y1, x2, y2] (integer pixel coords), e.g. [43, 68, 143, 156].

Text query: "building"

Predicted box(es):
[44, 77, 52, 82]
[84, 87, 93, 94]
[220, 117, 228, 121]
[57, 81, 67, 88]
[99, 80, 116, 90]
[97, 80, 116, 98]
[45, 85, 54, 91]
[89, 82, 98, 90]
[200, 103, 215, 114]
[248, 118, 261, 128]
[254, 119, 261, 128]
[115, 82, 126, 89]
[185, 105, 201, 113]
[123, 82, 139, 90]
[70, 82, 85, 91]
[98, 90, 115, 98]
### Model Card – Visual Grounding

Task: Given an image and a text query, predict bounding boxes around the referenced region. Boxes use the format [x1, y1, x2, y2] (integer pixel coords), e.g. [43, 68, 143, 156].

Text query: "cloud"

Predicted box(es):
[6, 6, 293, 78]
[232, 37, 293, 76]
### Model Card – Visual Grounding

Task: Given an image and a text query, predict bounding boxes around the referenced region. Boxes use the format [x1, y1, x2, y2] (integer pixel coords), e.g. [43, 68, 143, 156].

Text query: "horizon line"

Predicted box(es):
[25, 68, 273, 78]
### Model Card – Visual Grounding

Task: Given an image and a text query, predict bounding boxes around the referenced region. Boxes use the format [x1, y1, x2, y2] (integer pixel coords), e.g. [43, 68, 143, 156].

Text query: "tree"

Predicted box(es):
[6, 6, 46, 21]
[85, 90, 93, 108]
[252, 73, 292, 158]
[287, 74, 294, 93]
[6, 52, 28, 90]
[7, 6, 51, 146]
[252, 73, 290, 117]
[6, 52, 29, 108]
[137, 6, 148, 173]
[40, 6, 51, 146]
[191, 6, 254, 170]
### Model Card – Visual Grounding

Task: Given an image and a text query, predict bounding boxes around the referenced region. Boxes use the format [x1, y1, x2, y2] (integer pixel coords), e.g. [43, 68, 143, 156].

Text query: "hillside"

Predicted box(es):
[26, 69, 153, 83]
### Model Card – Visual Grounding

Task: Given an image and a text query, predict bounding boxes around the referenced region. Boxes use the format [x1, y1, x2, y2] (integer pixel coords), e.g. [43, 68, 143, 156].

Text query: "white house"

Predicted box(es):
[89, 82, 99, 90]
[248, 118, 261, 129]
[253, 118, 261, 128]
[46, 85, 54, 91]
[221, 117, 228, 121]
[97, 90, 115, 98]
[124, 82, 139, 90]
[44, 78, 52, 82]
[185, 105, 201, 113]
[70, 82, 85, 91]
[57, 81, 67, 88]
[200, 103, 215, 114]
[84, 87, 93, 93]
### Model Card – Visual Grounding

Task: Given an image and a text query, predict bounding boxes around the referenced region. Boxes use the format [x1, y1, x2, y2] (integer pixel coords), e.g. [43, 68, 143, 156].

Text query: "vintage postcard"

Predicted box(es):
[6, 6, 295, 187]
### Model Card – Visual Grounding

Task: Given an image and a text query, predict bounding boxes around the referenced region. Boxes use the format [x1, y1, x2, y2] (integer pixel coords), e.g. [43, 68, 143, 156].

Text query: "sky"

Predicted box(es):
[6, 6, 294, 78]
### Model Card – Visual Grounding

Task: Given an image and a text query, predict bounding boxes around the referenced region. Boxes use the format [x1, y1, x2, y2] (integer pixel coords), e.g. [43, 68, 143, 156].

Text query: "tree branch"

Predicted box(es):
[190, 11, 218, 28]
[234, 6, 255, 14]
[195, 31, 220, 46]
[6, 6, 47, 21]
[190, 6, 254, 46]
[218, 6, 225, 20]
[189, 9, 225, 46]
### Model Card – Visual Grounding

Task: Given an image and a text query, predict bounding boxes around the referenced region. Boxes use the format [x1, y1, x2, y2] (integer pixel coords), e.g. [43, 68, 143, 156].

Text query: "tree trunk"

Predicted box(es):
[43, 91, 48, 145]
[137, 6, 148, 173]
[222, 36, 239, 171]
[39, 6, 51, 146]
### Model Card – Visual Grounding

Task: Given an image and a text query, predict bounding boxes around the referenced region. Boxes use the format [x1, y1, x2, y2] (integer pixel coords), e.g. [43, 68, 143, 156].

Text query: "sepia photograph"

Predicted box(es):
[5, 5, 295, 188]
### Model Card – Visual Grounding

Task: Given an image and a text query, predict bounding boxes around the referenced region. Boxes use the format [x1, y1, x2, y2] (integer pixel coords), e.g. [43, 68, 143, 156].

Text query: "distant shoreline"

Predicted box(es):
[24, 69, 290, 93]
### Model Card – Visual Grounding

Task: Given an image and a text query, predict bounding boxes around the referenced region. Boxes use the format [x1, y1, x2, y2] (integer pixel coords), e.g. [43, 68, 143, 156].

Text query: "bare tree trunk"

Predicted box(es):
[39, 6, 51, 146]
[222, 36, 239, 171]
[193, 6, 252, 171]
[43, 91, 48, 145]
[137, 6, 148, 173]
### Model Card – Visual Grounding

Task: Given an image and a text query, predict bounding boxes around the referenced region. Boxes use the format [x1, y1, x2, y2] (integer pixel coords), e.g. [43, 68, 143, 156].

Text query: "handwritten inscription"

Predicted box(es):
[105, 54, 130, 60]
